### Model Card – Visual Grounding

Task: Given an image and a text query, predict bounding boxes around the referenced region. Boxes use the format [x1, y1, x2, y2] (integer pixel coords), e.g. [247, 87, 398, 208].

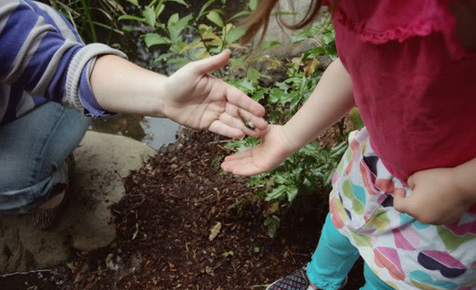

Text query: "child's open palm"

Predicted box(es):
[221, 125, 295, 176]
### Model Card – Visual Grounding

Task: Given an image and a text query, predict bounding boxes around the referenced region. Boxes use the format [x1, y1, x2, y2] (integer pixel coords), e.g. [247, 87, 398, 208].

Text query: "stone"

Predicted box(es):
[0, 131, 156, 273]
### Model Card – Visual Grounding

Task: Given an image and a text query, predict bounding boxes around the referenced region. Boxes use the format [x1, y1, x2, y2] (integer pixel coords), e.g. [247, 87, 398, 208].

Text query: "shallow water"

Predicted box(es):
[90, 114, 180, 150]
[0, 270, 65, 290]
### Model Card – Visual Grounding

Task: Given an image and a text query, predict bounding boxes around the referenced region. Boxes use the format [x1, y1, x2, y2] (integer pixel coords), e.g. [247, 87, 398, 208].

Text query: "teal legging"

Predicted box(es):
[307, 214, 394, 290]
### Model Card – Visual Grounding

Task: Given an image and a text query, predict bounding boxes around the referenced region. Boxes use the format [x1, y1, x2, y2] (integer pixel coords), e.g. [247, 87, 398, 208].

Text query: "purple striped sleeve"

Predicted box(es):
[78, 60, 114, 118]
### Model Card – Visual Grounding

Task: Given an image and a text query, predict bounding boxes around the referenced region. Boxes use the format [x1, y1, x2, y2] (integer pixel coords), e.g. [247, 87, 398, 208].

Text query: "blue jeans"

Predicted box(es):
[0, 102, 90, 213]
[307, 214, 394, 290]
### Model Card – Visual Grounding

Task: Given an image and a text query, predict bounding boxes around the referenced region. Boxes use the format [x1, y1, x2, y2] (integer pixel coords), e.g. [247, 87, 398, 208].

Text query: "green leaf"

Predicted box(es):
[249, 0, 258, 10]
[264, 216, 279, 238]
[168, 13, 179, 26]
[121, 25, 133, 33]
[118, 15, 145, 22]
[350, 108, 364, 130]
[155, 1, 165, 18]
[154, 52, 175, 63]
[246, 67, 260, 83]
[286, 186, 299, 203]
[266, 185, 287, 201]
[175, 14, 192, 32]
[198, 0, 217, 19]
[268, 88, 286, 104]
[207, 11, 224, 27]
[225, 27, 246, 44]
[234, 79, 254, 94]
[229, 11, 250, 22]
[144, 33, 171, 47]
[260, 40, 280, 52]
[143, 6, 156, 27]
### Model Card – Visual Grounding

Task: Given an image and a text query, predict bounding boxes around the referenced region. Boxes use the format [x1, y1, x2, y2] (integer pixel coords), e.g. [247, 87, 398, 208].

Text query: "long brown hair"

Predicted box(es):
[241, 0, 323, 44]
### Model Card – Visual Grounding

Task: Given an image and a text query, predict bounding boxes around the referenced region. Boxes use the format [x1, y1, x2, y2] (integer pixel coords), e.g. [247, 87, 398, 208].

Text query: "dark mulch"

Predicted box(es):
[65, 129, 364, 290]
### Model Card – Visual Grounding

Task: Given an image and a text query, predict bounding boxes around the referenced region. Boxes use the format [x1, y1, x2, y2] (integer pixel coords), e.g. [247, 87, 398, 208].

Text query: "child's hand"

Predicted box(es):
[221, 125, 295, 176]
[393, 167, 471, 225]
[163, 50, 268, 139]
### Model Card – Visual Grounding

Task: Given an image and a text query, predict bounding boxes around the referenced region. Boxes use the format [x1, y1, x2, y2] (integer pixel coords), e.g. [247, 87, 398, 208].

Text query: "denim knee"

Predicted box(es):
[0, 102, 89, 213]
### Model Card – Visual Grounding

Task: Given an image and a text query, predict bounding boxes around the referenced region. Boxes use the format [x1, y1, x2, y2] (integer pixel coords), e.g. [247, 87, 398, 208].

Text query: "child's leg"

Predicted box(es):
[359, 263, 394, 290]
[307, 213, 360, 290]
[0, 102, 90, 213]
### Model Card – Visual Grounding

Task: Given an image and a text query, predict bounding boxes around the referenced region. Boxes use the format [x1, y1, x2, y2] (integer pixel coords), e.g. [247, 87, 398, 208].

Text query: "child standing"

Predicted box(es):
[222, 0, 476, 289]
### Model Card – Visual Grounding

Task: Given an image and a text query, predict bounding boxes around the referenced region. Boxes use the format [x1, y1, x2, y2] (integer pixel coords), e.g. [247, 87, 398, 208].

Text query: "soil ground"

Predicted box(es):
[59, 128, 364, 290]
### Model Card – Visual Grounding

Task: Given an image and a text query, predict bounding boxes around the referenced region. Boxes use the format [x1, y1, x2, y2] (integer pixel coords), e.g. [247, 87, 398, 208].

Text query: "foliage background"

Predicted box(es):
[45, 0, 363, 236]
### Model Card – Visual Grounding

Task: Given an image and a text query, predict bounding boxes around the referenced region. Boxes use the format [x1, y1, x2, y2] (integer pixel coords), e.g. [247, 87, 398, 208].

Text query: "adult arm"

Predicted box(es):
[0, 1, 267, 138]
[221, 58, 355, 175]
[90, 52, 268, 139]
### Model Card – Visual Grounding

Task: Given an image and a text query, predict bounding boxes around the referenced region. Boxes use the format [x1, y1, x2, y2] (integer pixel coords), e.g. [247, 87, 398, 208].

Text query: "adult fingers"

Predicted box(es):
[219, 111, 263, 138]
[208, 120, 244, 139]
[234, 108, 268, 131]
[223, 83, 266, 118]
[190, 50, 231, 75]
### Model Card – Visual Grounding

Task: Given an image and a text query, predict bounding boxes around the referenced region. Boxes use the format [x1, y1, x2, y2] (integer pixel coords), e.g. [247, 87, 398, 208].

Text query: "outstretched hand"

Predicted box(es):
[163, 50, 268, 139]
[221, 125, 295, 176]
[393, 167, 471, 225]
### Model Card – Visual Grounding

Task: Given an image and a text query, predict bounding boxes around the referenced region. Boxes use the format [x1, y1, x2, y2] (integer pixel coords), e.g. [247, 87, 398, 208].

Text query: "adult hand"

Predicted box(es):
[221, 125, 295, 176]
[163, 50, 268, 139]
[393, 167, 470, 225]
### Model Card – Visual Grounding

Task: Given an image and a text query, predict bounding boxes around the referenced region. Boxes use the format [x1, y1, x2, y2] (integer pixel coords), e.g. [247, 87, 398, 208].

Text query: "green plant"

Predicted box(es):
[119, 0, 251, 70]
[225, 14, 349, 207]
[45, 0, 125, 44]
[117, 1, 352, 235]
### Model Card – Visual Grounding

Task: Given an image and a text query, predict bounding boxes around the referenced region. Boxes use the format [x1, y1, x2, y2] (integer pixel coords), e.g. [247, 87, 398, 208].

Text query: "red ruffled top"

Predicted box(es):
[330, 0, 476, 180]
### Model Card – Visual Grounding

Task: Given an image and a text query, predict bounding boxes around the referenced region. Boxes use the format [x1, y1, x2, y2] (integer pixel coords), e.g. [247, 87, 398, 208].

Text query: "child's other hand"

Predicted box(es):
[393, 167, 470, 225]
[221, 125, 295, 176]
[163, 50, 267, 139]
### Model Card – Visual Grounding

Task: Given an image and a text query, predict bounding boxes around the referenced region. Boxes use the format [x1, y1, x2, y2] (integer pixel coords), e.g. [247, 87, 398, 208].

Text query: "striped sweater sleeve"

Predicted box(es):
[0, 0, 127, 119]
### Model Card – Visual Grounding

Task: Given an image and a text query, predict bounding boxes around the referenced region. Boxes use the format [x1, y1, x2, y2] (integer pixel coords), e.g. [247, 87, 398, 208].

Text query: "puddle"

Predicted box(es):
[90, 115, 180, 150]
[0, 270, 64, 290]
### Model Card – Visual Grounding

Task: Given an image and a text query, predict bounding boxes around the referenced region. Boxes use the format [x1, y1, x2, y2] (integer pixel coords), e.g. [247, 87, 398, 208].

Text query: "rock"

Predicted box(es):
[0, 131, 156, 273]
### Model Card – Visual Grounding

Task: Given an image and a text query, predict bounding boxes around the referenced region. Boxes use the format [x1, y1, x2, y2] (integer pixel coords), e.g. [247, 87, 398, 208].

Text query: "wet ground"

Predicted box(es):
[0, 270, 66, 290]
[91, 115, 180, 150]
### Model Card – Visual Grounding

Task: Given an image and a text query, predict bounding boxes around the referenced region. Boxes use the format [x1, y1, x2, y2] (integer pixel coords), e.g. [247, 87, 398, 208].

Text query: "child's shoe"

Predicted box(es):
[266, 266, 347, 290]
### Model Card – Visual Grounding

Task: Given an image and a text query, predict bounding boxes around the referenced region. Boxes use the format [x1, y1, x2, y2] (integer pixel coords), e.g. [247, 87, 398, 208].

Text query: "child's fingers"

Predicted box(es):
[221, 157, 262, 176]
[407, 175, 417, 190]
[223, 150, 252, 162]
[393, 190, 413, 215]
